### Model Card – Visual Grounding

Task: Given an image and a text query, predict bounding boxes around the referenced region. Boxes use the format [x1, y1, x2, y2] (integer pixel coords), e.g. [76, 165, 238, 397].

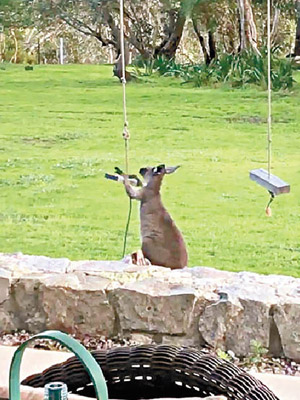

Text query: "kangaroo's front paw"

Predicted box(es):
[133, 249, 151, 266]
[122, 250, 151, 266]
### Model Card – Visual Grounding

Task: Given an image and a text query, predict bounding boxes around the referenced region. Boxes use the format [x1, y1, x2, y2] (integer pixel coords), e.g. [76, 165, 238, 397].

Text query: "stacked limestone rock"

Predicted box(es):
[0, 252, 300, 362]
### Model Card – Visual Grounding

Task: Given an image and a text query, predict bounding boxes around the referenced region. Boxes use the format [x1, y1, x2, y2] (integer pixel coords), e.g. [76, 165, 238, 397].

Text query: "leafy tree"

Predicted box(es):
[31, 0, 188, 60]
[0, 0, 298, 63]
[0, 0, 34, 29]
[295, 0, 300, 55]
[191, 0, 236, 64]
[0, 0, 35, 62]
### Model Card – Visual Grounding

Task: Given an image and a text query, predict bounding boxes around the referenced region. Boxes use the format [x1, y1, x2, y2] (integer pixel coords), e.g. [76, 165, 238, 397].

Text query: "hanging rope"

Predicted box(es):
[119, 0, 132, 257]
[119, 0, 130, 170]
[267, 0, 272, 179]
[266, 0, 273, 216]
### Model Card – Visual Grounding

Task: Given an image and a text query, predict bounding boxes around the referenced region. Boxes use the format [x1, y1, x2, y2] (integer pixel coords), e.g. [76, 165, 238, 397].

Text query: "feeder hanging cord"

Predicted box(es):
[119, 0, 132, 258]
[266, 191, 275, 209]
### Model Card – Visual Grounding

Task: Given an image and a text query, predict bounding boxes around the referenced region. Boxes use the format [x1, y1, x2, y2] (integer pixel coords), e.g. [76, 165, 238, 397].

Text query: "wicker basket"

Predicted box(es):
[22, 345, 279, 400]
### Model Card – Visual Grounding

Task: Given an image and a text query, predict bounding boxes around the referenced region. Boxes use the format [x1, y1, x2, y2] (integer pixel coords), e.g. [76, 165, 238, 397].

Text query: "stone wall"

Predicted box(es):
[1, 253, 300, 361]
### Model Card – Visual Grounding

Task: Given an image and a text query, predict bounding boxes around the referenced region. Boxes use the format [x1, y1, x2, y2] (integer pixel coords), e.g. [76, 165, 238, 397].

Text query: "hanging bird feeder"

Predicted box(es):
[249, 0, 290, 215]
[249, 168, 290, 196]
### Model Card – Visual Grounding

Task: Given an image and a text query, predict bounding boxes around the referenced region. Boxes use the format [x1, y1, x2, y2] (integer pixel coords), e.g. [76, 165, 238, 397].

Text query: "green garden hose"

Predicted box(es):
[9, 330, 108, 400]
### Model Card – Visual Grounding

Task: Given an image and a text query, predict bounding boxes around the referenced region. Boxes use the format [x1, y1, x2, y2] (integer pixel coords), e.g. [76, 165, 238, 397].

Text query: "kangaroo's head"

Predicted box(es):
[139, 164, 179, 193]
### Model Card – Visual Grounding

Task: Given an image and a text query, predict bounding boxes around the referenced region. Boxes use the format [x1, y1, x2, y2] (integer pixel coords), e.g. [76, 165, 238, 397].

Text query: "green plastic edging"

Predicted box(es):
[9, 330, 108, 400]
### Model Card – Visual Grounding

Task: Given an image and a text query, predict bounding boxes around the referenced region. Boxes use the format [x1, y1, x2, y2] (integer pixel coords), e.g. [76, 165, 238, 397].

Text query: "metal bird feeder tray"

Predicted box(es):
[8, 330, 108, 400]
[249, 168, 290, 196]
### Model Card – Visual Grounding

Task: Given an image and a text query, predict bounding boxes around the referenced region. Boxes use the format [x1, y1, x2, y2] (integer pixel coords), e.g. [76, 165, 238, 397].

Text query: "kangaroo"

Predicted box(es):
[113, 54, 133, 82]
[122, 164, 188, 269]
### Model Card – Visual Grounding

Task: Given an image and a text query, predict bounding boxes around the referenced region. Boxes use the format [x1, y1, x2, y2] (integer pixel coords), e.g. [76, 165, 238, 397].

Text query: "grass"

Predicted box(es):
[0, 63, 300, 277]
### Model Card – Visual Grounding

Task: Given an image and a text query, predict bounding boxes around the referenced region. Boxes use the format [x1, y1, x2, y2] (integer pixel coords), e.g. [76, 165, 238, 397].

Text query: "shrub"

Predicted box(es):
[132, 56, 183, 77]
[133, 50, 295, 90]
[182, 50, 294, 90]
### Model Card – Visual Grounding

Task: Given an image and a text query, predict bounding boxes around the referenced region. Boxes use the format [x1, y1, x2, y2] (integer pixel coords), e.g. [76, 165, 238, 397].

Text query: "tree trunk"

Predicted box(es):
[295, 0, 300, 56]
[155, 11, 186, 59]
[102, 7, 120, 54]
[0, 31, 5, 62]
[37, 38, 41, 64]
[237, 0, 246, 51]
[10, 29, 18, 63]
[244, 0, 260, 54]
[192, 20, 217, 65]
[271, 7, 280, 44]
[208, 31, 216, 61]
[192, 18, 210, 64]
[237, 0, 260, 54]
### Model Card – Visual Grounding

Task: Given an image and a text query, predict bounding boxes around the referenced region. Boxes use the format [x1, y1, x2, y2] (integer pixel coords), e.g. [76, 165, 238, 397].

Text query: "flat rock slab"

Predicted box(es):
[0, 253, 70, 276]
[1, 252, 300, 361]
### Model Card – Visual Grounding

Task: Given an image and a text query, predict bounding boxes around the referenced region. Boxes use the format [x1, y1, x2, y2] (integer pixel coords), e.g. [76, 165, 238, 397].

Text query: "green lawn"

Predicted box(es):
[0, 64, 299, 276]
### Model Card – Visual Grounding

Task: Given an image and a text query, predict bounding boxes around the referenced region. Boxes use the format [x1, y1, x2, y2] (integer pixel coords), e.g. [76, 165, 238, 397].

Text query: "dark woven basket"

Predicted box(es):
[22, 345, 279, 400]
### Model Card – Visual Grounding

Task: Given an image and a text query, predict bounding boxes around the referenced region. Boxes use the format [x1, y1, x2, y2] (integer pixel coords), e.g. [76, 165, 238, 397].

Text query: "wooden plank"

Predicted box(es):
[249, 168, 290, 196]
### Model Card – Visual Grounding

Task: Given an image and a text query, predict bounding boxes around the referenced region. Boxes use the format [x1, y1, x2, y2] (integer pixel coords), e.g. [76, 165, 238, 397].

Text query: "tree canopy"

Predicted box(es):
[0, 0, 299, 64]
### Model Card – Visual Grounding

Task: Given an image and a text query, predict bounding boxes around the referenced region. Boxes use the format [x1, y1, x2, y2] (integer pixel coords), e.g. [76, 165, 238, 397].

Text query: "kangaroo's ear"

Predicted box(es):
[153, 164, 165, 175]
[165, 165, 180, 174]
[139, 167, 148, 177]
[115, 167, 123, 175]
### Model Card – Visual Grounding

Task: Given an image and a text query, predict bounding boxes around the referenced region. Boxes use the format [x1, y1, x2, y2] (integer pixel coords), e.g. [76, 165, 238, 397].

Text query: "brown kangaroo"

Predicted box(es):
[122, 164, 188, 269]
[113, 54, 133, 82]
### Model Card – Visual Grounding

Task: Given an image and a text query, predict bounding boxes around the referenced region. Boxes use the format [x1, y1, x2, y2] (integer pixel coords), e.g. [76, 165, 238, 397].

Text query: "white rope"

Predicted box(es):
[119, 0, 132, 259]
[267, 0, 272, 179]
[119, 0, 130, 174]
